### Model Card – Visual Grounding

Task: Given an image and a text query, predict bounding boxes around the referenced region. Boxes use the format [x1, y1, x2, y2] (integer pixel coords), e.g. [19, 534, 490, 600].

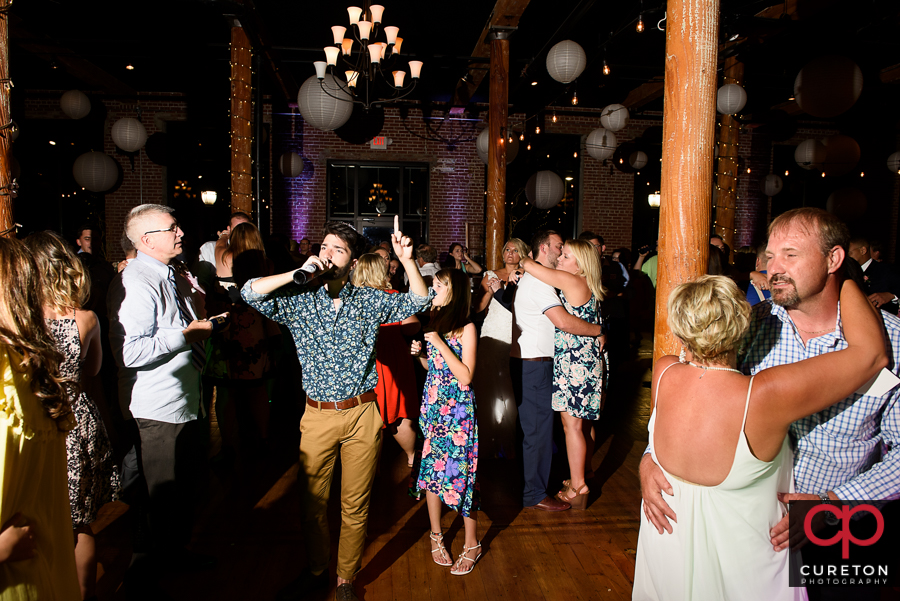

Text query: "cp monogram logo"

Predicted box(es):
[803, 504, 885, 559]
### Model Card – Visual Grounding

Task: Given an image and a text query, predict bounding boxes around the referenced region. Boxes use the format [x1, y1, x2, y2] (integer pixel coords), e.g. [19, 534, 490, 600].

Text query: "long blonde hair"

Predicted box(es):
[566, 238, 607, 303]
[351, 253, 390, 290]
[24, 230, 89, 312]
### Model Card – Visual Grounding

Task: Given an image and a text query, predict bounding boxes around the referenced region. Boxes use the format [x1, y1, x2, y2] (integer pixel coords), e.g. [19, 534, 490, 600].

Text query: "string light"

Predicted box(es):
[519, 132, 524, 141]
[527, 144, 531, 150]
[603, 60, 610, 76]
[535, 125, 541, 134]
[551, 112, 558, 123]
[636, 16, 644, 32]
[571, 91, 578, 106]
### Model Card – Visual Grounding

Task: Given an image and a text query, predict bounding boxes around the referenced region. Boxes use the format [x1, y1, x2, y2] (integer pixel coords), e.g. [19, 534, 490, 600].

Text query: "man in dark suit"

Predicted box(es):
[849, 236, 900, 314]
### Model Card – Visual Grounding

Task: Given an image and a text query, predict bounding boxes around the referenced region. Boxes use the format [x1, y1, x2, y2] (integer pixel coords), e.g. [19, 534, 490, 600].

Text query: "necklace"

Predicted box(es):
[686, 361, 742, 379]
[795, 326, 835, 335]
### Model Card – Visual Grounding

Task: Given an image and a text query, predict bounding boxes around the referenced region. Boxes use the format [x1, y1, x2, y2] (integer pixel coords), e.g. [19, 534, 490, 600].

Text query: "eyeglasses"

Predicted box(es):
[144, 222, 180, 236]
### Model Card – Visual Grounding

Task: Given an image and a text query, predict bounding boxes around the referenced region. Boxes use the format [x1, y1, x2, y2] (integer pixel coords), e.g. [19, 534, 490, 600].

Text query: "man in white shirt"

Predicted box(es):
[511, 230, 605, 511]
[404, 243, 439, 286]
[109, 204, 225, 591]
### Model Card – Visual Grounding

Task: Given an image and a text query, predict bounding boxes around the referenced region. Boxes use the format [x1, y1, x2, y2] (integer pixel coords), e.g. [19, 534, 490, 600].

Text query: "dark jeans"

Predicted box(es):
[511, 358, 555, 506]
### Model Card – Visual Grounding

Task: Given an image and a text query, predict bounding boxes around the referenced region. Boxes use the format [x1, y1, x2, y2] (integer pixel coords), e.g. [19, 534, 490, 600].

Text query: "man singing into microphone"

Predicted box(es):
[242, 218, 429, 601]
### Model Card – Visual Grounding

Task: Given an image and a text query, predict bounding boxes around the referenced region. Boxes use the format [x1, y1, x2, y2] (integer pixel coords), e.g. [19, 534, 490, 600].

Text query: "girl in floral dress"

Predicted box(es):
[410, 268, 481, 575]
[517, 239, 607, 509]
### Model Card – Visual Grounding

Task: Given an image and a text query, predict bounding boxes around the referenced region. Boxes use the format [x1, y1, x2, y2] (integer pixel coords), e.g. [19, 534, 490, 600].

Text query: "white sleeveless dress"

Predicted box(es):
[633, 364, 807, 601]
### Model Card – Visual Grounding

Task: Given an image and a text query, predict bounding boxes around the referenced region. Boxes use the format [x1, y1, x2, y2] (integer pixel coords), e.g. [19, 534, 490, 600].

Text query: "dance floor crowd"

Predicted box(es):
[0, 205, 897, 601]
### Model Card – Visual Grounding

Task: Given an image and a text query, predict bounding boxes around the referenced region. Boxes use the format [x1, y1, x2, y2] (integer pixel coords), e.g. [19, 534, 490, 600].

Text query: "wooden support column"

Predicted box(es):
[486, 36, 509, 271]
[714, 57, 744, 258]
[230, 27, 253, 215]
[0, 1, 13, 238]
[653, 0, 720, 362]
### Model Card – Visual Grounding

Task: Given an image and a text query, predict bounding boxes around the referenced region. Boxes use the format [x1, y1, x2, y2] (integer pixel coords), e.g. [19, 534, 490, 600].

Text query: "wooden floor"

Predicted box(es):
[92, 338, 655, 601]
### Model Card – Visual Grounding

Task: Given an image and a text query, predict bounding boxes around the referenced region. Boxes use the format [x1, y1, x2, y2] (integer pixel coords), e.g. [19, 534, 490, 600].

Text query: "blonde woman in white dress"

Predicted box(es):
[633, 275, 885, 601]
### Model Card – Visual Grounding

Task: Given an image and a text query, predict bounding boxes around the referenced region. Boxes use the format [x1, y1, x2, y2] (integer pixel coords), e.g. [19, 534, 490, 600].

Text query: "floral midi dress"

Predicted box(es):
[552, 291, 609, 420]
[414, 333, 480, 517]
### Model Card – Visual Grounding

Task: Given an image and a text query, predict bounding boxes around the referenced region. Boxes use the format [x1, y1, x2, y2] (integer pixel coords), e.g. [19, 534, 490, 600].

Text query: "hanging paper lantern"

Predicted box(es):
[111, 118, 148, 153]
[794, 139, 826, 170]
[545, 40, 586, 84]
[886, 151, 900, 174]
[72, 151, 118, 192]
[760, 174, 783, 196]
[476, 129, 519, 164]
[60, 90, 91, 119]
[629, 151, 648, 170]
[794, 56, 863, 118]
[525, 171, 565, 209]
[297, 74, 353, 131]
[600, 104, 629, 132]
[716, 84, 747, 115]
[585, 128, 617, 161]
[826, 188, 866, 221]
[279, 152, 303, 177]
[822, 135, 860, 177]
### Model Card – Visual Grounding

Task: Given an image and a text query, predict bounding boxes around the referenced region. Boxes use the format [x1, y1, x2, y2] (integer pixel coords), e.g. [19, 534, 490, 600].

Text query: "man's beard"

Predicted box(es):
[328, 261, 351, 280]
[769, 274, 800, 308]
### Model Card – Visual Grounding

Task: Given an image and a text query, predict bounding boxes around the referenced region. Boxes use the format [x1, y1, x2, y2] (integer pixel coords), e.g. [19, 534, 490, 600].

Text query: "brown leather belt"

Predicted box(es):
[522, 357, 554, 362]
[306, 390, 377, 411]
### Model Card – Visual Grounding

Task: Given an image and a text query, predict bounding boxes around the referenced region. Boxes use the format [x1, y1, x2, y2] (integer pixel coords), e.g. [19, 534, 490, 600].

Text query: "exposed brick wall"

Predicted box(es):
[24, 93, 188, 259]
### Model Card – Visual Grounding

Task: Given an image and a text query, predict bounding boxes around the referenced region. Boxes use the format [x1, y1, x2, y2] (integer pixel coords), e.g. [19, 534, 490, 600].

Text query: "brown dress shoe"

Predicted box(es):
[529, 495, 571, 511]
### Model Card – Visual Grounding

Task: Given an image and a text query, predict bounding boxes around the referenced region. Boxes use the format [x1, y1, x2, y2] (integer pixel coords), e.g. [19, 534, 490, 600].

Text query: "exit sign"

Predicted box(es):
[369, 136, 393, 149]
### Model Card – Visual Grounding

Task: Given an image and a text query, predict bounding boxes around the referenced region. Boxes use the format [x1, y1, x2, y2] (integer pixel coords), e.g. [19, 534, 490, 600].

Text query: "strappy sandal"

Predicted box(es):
[560, 472, 595, 496]
[450, 542, 482, 576]
[429, 531, 452, 566]
[556, 483, 589, 510]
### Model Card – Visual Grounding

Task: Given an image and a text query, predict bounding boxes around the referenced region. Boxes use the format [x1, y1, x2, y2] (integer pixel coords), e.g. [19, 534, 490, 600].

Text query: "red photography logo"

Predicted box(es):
[804, 503, 885, 559]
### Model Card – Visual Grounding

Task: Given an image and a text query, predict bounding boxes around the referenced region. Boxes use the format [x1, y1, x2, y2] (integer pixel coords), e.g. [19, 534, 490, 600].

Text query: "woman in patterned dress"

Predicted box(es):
[517, 239, 607, 509]
[410, 269, 481, 575]
[24, 231, 120, 600]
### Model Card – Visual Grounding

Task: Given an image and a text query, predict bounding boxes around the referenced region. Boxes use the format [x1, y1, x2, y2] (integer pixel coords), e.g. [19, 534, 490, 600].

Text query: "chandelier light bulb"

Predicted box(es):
[368, 43, 384, 63]
[331, 26, 347, 45]
[384, 26, 399, 45]
[392, 70, 406, 87]
[357, 20, 372, 40]
[393, 37, 403, 53]
[347, 6, 363, 24]
[324, 46, 340, 66]
[341, 38, 354, 55]
[346, 71, 359, 87]
[369, 4, 384, 24]
[409, 61, 423, 79]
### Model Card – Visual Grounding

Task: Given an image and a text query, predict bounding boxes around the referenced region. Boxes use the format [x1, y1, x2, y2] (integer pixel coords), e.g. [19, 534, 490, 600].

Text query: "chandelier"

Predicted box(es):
[314, 3, 423, 111]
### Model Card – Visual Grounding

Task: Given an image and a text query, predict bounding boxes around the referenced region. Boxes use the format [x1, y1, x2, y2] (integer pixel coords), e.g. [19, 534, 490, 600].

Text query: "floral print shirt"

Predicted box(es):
[242, 279, 430, 402]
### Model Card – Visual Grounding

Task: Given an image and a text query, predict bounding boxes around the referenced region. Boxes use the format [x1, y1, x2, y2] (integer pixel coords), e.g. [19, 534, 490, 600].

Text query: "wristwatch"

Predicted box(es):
[818, 491, 840, 526]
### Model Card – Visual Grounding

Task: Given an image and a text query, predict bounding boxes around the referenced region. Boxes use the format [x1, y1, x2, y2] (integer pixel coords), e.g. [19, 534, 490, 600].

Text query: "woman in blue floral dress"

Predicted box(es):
[518, 239, 607, 509]
[410, 268, 481, 575]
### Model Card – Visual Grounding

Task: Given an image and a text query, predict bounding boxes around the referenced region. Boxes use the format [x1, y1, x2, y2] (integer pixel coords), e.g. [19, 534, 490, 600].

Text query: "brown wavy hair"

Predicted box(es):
[0, 237, 74, 430]
[24, 230, 89, 312]
[427, 268, 471, 339]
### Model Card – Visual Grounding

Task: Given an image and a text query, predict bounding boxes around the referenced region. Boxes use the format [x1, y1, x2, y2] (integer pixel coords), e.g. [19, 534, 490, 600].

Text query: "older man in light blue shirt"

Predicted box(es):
[108, 204, 222, 586]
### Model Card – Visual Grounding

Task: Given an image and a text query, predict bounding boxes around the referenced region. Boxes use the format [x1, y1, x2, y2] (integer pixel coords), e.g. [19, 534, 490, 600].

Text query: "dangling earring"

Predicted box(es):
[679, 347, 687, 363]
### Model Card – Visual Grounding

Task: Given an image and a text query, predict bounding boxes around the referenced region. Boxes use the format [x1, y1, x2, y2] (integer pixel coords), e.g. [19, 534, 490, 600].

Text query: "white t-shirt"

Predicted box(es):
[510, 272, 561, 359]
[404, 261, 439, 285]
[198, 240, 217, 265]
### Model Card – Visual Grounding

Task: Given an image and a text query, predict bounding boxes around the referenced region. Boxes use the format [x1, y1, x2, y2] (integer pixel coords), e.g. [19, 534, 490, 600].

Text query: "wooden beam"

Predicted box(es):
[713, 58, 744, 261]
[621, 78, 665, 111]
[486, 38, 510, 271]
[231, 27, 253, 215]
[880, 63, 900, 84]
[0, 0, 11, 237]
[449, 0, 530, 107]
[653, 0, 719, 362]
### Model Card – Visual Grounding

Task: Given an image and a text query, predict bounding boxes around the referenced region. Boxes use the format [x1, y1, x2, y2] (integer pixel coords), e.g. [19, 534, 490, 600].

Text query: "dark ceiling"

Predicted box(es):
[8, 0, 900, 127]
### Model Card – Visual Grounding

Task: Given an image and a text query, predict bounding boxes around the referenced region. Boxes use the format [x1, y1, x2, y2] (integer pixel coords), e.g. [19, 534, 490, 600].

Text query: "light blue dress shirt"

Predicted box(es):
[108, 251, 201, 423]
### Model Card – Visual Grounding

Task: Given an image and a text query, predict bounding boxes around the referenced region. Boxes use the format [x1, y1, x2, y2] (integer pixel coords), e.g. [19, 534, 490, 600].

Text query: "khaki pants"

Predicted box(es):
[298, 399, 383, 580]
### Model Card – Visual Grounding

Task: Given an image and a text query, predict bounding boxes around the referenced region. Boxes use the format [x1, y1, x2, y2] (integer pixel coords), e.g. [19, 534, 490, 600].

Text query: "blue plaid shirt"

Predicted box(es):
[739, 300, 900, 501]
[242, 279, 429, 403]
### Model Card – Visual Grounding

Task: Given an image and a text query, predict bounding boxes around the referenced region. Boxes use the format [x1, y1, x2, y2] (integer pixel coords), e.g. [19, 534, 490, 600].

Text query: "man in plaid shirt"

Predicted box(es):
[641, 209, 899, 596]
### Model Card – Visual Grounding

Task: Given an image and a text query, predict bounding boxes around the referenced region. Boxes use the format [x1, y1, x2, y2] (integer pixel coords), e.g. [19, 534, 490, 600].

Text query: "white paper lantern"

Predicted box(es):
[716, 84, 747, 115]
[72, 151, 118, 192]
[297, 74, 353, 131]
[546, 40, 586, 84]
[585, 128, 617, 161]
[886, 151, 900, 174]
[794, 139, 826, 170]
[794, 56, 863, 119]
[525, 171, 565, 209]
[826, 188, 867, 221]
[760, 174, 783, 196]
[629, 151, 648, 170]
[111, 118, 148, 153]
[600, 104, 629, 132]
[60, 90, 91, 119]
[279, 152, 304, 177]
[476, 129, 519, 164]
